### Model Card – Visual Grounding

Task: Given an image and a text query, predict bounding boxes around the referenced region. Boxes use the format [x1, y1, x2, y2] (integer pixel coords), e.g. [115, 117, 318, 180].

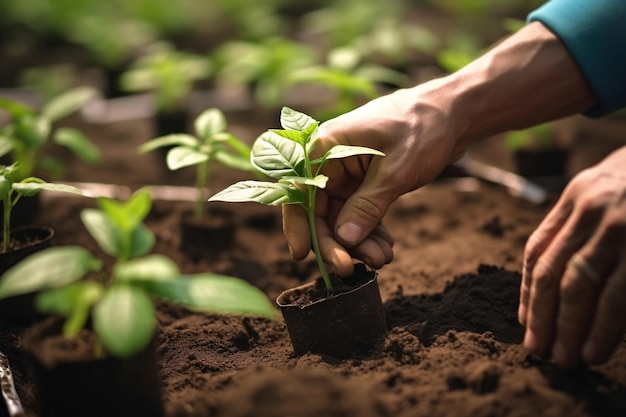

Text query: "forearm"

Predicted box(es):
[429, 21, 598, 147]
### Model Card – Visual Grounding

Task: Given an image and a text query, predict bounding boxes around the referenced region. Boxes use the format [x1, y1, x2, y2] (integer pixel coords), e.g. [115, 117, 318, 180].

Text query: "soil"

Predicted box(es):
[1, 102, 626, 417]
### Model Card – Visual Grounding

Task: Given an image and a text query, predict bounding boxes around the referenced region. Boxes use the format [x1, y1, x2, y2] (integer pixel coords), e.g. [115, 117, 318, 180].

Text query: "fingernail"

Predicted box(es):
[337, 222, 362, 246]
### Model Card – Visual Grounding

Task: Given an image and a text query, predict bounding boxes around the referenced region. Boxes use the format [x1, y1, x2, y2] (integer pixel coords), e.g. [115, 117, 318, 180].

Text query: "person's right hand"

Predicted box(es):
[283, 83, 469, 277]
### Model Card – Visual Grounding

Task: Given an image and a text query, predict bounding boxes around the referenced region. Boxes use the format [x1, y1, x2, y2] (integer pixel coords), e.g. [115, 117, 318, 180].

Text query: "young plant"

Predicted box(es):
[289, 47, 408, 120]
[119, 41, 211, 116]
[209, 107, 385, 289]
[0, 162, 83, 252]
[0, 187, 275, 358]
[0, 86, 101, 180]
[138, 107, 258, 220]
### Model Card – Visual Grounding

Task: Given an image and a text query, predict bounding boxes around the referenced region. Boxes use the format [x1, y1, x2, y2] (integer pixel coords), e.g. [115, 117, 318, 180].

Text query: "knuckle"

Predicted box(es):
[560, 278, 590, 304]
[531, 258, 561, 291]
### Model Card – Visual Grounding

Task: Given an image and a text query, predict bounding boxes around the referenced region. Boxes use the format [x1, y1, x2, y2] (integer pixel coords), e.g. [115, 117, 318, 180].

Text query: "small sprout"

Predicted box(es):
[138, 107, 257, 220]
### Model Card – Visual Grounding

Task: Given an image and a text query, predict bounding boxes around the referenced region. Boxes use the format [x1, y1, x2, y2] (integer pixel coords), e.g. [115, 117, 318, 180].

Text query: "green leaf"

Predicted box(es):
[128, 224, 156, 258]
[41, 86, 98, 122]
[36, 281, 104, 336]
[251, 131, 304, 178]
[114, 255, 180, 282]
[213, 149, 254, 172]
[280, 107, 317, 132]
[316, 144, 385, 165]
[0, 135, 14, 158]
[53, 127, 101, 164]
[98, 187, 152, 231]
[138, 134, 198, 154]
[0, 98, 34, 118]
[93, 285, 156, 358]
[81, 209, 155, 258]
[143, 273, 276, 319]
[280, 174, 328, 189]
[80, 209, 119, 256]
[13, 181, 84, 197]
[208, 181, 302, 206]
[166, 146, 208, 170]
[0, 246, 102, 299]
[221, 134, 252, 157]
[195, 108, 226, 140]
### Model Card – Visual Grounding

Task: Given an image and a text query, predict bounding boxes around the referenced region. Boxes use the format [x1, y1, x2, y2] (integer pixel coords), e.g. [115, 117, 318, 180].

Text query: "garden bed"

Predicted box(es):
[0, 111, 625, 417]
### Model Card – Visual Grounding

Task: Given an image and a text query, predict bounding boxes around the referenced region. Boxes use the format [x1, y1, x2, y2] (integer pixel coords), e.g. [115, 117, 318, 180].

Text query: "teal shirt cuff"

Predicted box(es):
[528, 0, 626, 117]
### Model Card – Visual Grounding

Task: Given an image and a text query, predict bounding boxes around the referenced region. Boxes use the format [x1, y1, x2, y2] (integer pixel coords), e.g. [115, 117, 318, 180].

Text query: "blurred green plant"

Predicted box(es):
[211, 36, 318, 110]
[290, 46, 409, 120]
[0, 187, 276, 358]
[0, 86, 101, 181]
[0, 162, 83, 252]
[505, 122, 555, 152]
[119, 41, 211, 116]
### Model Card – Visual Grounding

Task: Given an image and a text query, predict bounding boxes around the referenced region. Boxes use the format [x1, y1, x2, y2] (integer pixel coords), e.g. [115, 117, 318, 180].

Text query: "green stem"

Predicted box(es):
[195, 160, 208, 221]
[2, 192, 11, 253]
[307, 186, 332, 289]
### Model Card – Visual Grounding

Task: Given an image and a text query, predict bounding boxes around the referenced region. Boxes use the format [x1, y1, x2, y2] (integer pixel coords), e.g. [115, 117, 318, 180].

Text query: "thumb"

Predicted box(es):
[334, 185, 394, 248]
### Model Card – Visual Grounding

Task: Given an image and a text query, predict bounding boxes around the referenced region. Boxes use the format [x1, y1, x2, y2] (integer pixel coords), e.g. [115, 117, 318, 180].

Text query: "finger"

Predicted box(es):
[552, 216, 622, 367]
[551, 253, 604, 368]
[349, 233, 394, 270]
[282, 204, 311, 261]
[334, 164, 396, 248]
[520, 195, 574, 325]
[316, 216, 355, 278]
[581, 216, 626, 365]
[523, 212, 592, 356]
[583, 261, 626, 365]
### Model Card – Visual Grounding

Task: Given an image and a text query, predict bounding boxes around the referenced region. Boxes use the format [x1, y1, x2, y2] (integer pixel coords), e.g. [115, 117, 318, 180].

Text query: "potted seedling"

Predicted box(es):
[209, 107, 388, 358]
[138, 107, 258, 261]
[0, 86, 101, 226]
[0, 162, 83, 322]
[504, 122, 569, 178]
[119, 41, 211, 137]
[0, 187, 275, 417]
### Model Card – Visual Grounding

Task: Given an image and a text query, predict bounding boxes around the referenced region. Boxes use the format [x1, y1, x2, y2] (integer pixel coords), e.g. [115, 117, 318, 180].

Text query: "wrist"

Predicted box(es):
[437, 22, 597, 145]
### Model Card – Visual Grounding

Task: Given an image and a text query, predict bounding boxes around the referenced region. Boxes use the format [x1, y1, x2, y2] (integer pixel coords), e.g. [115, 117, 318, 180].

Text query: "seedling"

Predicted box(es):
[0, 162, 83, 252]
[138, 107, 257, 220]
[289, 47, 407, 120]
[209, 107, 384, 289]
[0, 188, 275, 358]
[0, 86, 101, 181]
[119, 41, 211, 116]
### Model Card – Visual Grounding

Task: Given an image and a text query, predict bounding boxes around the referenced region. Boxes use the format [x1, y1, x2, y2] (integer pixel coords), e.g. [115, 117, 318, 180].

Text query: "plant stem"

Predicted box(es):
[195, 160, 208, 220]
[2, 193, 11, 253]
[307, 186, 332, 289]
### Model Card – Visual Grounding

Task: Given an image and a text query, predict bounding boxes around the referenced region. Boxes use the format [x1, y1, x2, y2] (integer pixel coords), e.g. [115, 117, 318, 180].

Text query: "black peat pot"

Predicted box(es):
[21, 317, 164, 417]
[276, 263, 388, 358]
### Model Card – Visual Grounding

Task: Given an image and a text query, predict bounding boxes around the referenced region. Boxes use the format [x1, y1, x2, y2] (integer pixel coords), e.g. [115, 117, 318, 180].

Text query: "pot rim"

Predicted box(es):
[275, 272, 379, 308]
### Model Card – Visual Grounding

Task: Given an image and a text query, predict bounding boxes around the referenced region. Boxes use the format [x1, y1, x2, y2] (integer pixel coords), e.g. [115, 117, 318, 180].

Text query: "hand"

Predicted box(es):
[283, 83, 468, 277]
[520, 146, 626, 367]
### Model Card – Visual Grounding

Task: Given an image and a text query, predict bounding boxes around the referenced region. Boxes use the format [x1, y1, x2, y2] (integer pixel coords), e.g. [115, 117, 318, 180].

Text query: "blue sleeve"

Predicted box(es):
[528, 0, 626, 117]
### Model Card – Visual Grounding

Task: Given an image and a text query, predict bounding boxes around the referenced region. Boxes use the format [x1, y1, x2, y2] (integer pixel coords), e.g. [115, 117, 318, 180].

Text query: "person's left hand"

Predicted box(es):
[520, 145, 626, 368]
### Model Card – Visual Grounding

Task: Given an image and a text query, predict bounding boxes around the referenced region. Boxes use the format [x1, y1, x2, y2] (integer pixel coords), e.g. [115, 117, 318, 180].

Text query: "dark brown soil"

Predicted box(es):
[1, 105, 626, 417]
